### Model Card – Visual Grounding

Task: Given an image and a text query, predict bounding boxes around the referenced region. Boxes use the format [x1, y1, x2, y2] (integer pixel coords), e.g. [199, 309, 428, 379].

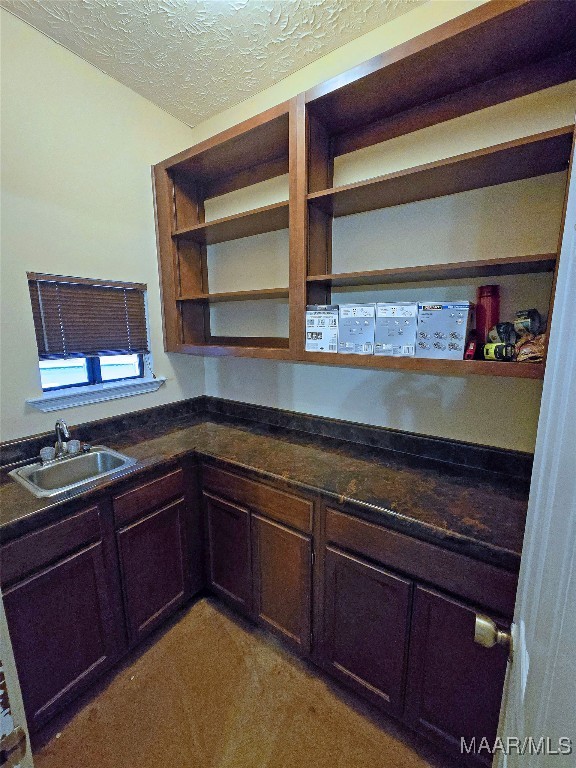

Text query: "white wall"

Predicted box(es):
[0, 10, 202, 442]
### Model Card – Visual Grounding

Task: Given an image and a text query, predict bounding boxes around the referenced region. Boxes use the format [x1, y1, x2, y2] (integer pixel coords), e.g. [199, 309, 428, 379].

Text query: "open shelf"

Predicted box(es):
[299, 351, 544, 380]
[307, 127, 573, 218]
[178, 287, 289, 303]
[153, 2, 574, 380]
[306, 1, 576, 139]
[307, 253, 557, 288]
[173, 202, 289, 245]
[177, 340, 292, 360]
[158, 103, 290, 198]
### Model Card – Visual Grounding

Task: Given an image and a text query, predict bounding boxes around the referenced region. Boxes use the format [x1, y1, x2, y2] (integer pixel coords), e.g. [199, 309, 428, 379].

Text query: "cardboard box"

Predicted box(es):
[375, 302, 418, 356]
[416, 302, 474, 360]
[305, 305, 339, 353]
[338, 304, 375, 354]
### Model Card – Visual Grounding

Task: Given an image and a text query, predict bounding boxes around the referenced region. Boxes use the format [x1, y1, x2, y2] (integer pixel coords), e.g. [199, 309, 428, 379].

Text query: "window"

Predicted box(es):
[38, 354, 144, 390]
[28, 273, 149, 392]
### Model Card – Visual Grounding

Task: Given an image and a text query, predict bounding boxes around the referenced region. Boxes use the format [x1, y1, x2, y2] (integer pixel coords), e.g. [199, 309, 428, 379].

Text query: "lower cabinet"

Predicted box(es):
[405, 586, 509, 764]
[116, 500, 188, 646]
[320, 508, 514, 765]
[204, 491, 252, 614]
[1, 506, 122, 733]
[252, 514, 312, 653]
[113, 466, 196, 647]
[322, 546, 411, 716]
[201, 464, 314, 651]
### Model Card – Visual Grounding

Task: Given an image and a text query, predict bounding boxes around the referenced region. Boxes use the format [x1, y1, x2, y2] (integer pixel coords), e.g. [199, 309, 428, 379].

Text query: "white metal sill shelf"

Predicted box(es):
[26, 376, 166, 412]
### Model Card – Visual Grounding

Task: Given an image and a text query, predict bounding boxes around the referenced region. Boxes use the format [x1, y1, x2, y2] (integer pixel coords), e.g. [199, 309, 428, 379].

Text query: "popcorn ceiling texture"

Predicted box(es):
[1, 0, 423, 126]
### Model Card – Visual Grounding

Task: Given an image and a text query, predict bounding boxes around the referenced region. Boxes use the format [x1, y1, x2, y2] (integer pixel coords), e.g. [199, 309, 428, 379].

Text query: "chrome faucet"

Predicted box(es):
[54, 419, 71, 457]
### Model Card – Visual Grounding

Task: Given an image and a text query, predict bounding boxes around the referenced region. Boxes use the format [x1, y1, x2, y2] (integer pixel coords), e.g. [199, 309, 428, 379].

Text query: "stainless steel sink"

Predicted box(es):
[9, 446, 137, 498]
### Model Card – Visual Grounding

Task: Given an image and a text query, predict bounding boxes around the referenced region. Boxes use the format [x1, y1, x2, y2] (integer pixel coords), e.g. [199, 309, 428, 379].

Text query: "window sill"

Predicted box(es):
[26, 377, 166, 413]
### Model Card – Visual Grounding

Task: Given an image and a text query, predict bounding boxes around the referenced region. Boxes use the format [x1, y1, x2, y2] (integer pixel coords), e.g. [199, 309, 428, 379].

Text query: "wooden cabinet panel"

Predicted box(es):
[3, 542, 119, 733]
[202, 464, 312, 533]
[405, 586, 509, 765]
[325, 507, 517, 617]
[204, 492, 252, 615]
[322, 546, 411, 716]
[252, 515, 312, 653]
[117, 499, 188, 646]
[113, 468, 184, 528]
[0, 505, 101, 587]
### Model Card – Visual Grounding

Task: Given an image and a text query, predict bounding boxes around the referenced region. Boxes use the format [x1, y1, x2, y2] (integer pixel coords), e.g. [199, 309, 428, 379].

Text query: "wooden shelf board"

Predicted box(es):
[178, 287, 289, 303]
[157, 103, 290, 184]
[307, 254, 557, 288]
[176, 341, 292, 360]
[307, 127, 573, 218]
[306, 1, 576, 136]
[173, 201, 289, 245]
[299, 351, 544, 380]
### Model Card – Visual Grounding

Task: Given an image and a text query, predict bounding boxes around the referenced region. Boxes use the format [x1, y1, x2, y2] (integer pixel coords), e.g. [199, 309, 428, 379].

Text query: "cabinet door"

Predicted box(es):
[204, 492, 252, 615]
[322, 546, 411, 716]
[117, 499, 188, 646]
[252, 515, 312, 654]
[405, 586, 509, 764]
[3, 543, 119, 733]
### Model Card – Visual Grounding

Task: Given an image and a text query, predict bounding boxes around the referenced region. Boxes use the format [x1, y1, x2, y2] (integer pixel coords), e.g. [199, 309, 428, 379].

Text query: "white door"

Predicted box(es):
[0, 592, 33, 768]
[496, 135, 576, 766]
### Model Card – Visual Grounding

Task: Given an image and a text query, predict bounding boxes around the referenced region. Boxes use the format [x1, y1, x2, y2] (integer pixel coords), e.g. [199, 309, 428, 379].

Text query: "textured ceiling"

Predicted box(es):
[2, 0, 424, 126]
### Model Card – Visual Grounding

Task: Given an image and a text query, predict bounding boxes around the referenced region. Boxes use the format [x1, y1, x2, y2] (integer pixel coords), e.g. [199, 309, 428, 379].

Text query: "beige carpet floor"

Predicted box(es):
[34, 598, 449, 768]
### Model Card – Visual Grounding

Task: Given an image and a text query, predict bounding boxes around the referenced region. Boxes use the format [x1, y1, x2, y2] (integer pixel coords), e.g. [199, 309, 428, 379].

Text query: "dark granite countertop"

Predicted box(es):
[0, 416, 528, 571]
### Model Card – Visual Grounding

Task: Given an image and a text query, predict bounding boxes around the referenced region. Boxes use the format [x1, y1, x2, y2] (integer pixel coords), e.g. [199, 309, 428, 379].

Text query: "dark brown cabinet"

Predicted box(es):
[405, 586, 509, 764]
[116, 500, 188, 645]
[204, 491, 252, 614]
[322, 546, 411, 716]
[252, 514, 312, 653]
[1, 506, 121, 733]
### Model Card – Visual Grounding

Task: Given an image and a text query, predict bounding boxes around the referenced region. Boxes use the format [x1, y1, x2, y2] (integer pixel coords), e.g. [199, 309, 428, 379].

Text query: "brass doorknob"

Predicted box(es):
[474, 614, 513, 658]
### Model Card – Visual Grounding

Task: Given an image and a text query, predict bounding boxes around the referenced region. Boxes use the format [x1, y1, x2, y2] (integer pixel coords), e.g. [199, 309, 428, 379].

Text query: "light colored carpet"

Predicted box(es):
[34, 598, 447, 768]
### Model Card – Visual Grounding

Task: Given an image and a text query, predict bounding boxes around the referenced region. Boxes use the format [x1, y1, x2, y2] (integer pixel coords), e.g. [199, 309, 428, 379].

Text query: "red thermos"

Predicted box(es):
[476, 285, 500, 344]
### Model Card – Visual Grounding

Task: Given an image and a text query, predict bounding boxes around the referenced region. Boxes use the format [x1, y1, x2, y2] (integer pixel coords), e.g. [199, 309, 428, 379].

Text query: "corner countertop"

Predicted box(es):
[0, 417, 528, 571]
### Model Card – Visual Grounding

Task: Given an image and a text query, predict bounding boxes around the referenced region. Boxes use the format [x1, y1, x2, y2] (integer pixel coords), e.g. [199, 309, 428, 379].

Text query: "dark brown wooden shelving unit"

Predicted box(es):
[153, 0, 576, 379]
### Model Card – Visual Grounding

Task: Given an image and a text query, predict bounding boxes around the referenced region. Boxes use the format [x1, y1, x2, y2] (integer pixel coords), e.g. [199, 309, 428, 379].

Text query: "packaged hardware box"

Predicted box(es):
[375, 302, 418, 356]
[338, 304, 375, 355]
[305, 305, 339, 353]
[416, 302, 474, 360]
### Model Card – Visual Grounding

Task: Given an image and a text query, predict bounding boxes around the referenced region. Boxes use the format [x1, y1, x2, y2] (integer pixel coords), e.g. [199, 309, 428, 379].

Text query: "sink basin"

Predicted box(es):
[9, 446, 137, 498]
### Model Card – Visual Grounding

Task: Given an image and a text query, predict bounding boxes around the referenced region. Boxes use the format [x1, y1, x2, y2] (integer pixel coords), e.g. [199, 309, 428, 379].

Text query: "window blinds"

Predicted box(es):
[27, 273, 149, 359]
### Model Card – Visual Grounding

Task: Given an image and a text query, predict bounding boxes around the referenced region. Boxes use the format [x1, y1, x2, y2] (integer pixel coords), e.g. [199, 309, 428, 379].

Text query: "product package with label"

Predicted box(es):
[338, 304, 376, 354]
[375, 303, 418, 356]
[305, 305, 339, 353]
[416, 302, 474, 360]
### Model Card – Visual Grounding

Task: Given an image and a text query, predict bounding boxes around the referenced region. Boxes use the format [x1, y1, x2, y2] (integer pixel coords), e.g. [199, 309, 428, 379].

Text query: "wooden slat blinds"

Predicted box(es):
[27, 273, 149, 359]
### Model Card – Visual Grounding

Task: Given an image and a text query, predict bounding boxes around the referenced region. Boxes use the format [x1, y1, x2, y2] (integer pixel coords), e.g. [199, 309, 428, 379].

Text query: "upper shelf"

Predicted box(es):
[307, 126, 574, 218]
[306, 0, 576, 138]
[307, 253, 557, 288]
[156, 102, 290, 198]
[173, 201, 289, 245]
[178, 287, 289, 303]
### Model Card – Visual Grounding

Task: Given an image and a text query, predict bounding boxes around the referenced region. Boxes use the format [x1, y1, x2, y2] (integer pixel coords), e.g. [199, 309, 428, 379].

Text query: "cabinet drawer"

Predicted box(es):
[0, 505, 102, 587]
[113, 468, 184, 528]
[325, 508, 517, 618]
[202, 464, 312, 533]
